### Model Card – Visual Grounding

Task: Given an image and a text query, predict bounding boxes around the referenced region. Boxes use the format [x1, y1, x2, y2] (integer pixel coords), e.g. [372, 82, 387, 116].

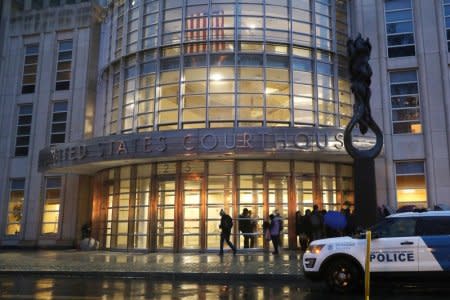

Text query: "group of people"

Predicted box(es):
[295, 204, 356, 251]
[219, 204, 358, 256]
[218, 208, 284, 255]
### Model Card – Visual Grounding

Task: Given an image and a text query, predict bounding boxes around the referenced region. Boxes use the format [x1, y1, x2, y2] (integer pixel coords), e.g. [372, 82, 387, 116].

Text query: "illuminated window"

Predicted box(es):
[384, 0, 415, 57]
[5, 179, 25, 237]
[395, 161, 427, 208]
[389, 70, 421, 134]
[22, 44, 39, 94]
[41, 177, 62, 235]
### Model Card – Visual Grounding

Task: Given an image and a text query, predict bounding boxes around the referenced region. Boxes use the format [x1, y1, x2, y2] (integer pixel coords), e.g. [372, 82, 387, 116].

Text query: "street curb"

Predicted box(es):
[0, 270, 305, 282]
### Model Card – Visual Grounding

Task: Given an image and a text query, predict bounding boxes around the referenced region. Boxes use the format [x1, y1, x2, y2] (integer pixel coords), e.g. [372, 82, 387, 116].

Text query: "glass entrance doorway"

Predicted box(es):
[267, 175, 290, 248]
[156, 178, 176, 249]
[98, 161, 354, 251]
[156, 174, 204, 251]
[181, 178, 202, 249]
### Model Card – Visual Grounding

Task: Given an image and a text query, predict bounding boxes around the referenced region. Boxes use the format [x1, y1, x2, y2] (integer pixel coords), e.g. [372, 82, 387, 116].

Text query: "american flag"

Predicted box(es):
[186, 10, 225, 53]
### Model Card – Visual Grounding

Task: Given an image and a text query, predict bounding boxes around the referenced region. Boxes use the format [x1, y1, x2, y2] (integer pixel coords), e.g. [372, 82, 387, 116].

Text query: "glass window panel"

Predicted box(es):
[184, 68, 207, 80]
[238, 54, 263, 66]
[265, 17, 289, 30]
[239, 16, 263, 28]
[210, 54, 234, 66]
[294, 110, 314, 123]
[160, 71, 180, 83]
[238, 161, 263, 174]
[208, 108, 234, 120]
[238, 94, 263, 106]
[238, 4, 263, 16]
[183, 108, 205, 122]
[208, 94, 234, 106]
[209, 80, 234, 93]
[239, 81, 264, 93]
[208, 161, 233, 174]
[266, 81, 289, 95]
[184, 55, 207, 67]
[266, 69, 289, 81]
[267, 95, 289, 107]
[238, 108, 263, 120]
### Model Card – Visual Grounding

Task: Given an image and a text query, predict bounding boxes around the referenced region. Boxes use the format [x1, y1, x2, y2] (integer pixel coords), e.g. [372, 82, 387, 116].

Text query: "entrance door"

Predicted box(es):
[156, 179, 176, 249]
[181, 177, 202, 250]
[267, 175, 289, 248]
[295, 175, 314, 212]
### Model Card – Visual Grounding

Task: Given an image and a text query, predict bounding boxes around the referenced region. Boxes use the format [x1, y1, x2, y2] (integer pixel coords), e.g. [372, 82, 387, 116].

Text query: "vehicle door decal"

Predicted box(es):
[421, 236, 450, 271]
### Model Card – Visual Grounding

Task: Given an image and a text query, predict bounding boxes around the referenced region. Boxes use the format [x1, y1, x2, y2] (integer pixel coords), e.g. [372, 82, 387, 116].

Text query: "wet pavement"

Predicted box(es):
[1, 250, 450, 299]
[0, 250, 303, 281]
[0, 275, 449, 299]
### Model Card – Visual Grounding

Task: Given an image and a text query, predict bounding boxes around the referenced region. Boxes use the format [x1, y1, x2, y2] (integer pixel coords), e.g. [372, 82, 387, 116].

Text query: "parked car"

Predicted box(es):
[303, 211, 450, 293]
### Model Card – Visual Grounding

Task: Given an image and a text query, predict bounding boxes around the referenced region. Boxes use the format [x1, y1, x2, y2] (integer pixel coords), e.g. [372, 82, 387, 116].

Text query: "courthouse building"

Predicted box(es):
[0, 0, 449, 251]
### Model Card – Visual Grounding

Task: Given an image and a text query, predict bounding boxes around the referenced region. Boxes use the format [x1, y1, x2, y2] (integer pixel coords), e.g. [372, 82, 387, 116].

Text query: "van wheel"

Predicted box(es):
[324, 259, 360, 293]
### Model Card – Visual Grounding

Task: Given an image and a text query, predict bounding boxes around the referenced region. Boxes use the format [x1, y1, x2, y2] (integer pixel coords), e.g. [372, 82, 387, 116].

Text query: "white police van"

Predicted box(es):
[302, 211, 450, 292]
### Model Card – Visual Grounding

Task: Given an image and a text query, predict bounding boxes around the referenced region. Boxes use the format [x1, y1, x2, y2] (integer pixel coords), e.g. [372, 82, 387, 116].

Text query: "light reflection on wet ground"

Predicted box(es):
[0, 276, 449, 300]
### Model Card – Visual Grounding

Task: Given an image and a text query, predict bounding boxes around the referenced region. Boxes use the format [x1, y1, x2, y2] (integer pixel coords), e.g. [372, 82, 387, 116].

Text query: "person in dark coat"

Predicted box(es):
[219, 209, 237, 256]
[296, 210, 310, 251]
[239, 208, 251, 248]
[303, 209, 313, 245]
[310, 205, 323, 240]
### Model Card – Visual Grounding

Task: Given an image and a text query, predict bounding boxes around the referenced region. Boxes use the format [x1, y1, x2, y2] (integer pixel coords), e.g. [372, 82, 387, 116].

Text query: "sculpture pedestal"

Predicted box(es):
[354, 158, 378, 229]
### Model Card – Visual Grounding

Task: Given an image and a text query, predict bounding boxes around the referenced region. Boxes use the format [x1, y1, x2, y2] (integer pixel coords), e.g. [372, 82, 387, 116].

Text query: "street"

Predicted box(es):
[0, 275, 449, 299]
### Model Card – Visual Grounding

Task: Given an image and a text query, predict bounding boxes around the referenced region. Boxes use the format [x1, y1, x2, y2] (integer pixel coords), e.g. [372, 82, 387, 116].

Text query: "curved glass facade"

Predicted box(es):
[95, 0, 353, 251]
[104, 0, 351, 134]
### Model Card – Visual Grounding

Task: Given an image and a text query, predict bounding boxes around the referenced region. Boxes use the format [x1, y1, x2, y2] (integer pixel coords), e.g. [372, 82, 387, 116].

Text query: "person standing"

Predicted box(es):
[219, 209, 237, 256]
[248, 210, 257, 248]
[269, 212, 283, 254]
[296, 210, 309, 251]
[238, 208, 251, 248]
[310, 205, 323, 240]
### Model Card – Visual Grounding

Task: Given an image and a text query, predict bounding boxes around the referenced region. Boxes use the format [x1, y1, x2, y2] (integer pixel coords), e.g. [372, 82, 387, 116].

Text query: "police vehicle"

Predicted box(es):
[302, 210, 450, 292]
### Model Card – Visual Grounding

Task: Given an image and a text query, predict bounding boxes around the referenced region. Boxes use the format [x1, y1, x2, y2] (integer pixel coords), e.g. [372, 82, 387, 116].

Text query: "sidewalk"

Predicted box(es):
[0, 250, 305, 282]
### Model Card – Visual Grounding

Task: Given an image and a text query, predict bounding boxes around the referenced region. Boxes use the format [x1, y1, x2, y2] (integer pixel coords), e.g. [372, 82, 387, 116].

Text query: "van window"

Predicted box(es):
[416, 217, 450, 235]
[372, 218, 417, 238]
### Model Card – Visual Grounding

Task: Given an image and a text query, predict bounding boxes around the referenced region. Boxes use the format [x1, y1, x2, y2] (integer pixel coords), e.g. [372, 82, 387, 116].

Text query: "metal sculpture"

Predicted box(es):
[345, 34, 383, 159]
[344, 34, 384, 229]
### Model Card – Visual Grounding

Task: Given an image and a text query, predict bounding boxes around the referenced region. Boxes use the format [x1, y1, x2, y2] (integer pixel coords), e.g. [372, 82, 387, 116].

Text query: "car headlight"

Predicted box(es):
[306, 244, 325, 254]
